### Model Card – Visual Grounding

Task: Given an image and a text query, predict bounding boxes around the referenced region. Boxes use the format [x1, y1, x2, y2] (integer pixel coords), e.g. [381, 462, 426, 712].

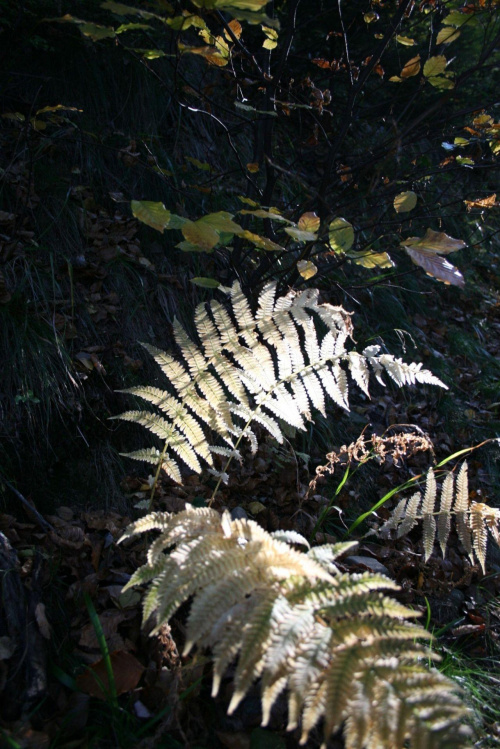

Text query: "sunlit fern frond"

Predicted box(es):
[119, 506, 472, 749]
[380, 461, 500, 571]
[114, 281, 447, 484]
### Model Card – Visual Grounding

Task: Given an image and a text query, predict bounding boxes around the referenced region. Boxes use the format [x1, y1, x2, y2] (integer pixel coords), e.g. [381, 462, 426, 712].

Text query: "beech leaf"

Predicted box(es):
[297, 260, 317, 279]
[400, 55, 421, 79]
[328, 217, 354, 253]
[402, 229, 466, 255]
[181, 220, 220, 250]
[423, 55, 447, 78]
[76, 650, 144, 700]
[298, 212, 320, 233]
[131, 200, 171, 233]
[405, 248, 465, 287]
[394, 191, 417, 213]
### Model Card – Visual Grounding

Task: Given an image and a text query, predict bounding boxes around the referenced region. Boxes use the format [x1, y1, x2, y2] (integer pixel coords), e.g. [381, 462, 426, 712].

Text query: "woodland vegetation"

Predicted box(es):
[1, 0, 500, 747]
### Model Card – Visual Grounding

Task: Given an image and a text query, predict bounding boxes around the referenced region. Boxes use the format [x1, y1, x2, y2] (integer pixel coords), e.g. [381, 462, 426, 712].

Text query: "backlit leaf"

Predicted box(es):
[428, 76, 455, 90]
[396, 35, 415, 46]
[298, 212, 320, 233]
[364, 12, 379, 23]
[464, 194, 497, 211]
[224, 19, 242, 40]
[394, 191, 417, 213]
[247, 162, 260, 173]
[285, 227, 317, 242]
[182, 220, 220, 250]
[328, 218, 354, 253]
[400, 54, 420, 79]
[80, 23, 116, 40]
[297, 260, 317, 280]
[436, 27, 460, 44]
[262, 25, 278, 49]
[443, 10, 475, 28]
[198, 211, 242, 233]
[239, 230, 284, 251]
[402, 229, 466, 255]
[101, 1, 156, 18]
[348, 251, 394, 269]
[191, 277, 221, 288]
[423, 55, 447, 78]
[131, 200, 171, 232]
[405, 248, 465, 287]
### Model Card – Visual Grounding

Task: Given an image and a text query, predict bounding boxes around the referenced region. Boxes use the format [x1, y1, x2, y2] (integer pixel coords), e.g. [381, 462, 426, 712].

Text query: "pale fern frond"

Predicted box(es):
[117, 281, 445, 485]
[438, 474, 454, 557]
[381, 461, 500, 570]
[454, 462, 473, 562]
[120, 506, 471, 748]
[422, 468, 437, 562]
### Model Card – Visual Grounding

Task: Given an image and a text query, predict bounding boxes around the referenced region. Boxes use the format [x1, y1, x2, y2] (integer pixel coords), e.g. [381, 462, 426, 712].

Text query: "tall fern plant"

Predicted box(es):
[114, 280, 446, 497]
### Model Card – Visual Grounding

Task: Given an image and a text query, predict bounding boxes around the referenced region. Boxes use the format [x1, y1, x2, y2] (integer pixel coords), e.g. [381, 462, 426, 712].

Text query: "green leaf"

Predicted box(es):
[115, 22, 152, 33]
[328, 218, 354, 253]
[131, 200, 171, 232]
[198, 211, 243, 233]
[423, 55, 447, 78]
[395, 35, 415, 46]
[285, 227, 317, 242]
[347, 251, 394, 269]
[80, 22, 116, 40]
[190, 277, 220, 288]
[436, 27, 460, 45]
[427, 76, 454, 90]
[182, 220, 220, 250]
[393, 191, 417, 213]
[443, 10, 476, 28]
[101, 1, 156, 18]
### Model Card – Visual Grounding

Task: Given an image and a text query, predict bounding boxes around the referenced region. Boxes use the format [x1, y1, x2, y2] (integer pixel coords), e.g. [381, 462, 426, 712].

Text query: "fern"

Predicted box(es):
[114, 281, 446, 485]
[119, 506, 472, 748]
[380, 462, 500, 571]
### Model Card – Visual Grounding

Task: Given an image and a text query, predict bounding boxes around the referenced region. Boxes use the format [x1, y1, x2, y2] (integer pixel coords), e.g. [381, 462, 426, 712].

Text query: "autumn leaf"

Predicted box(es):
[328, 217, 354, 253]
[76, 651, 144, 700]
[464, 194, 497, 211]
[401, 54, 421, 78]
[347, 251, 394, 269]
[404, 249, 465, 287]
[423, 55, 447, 78]
[436, 27, 461, 45]
[402, 229, 466, 287]
[131, 200, 173, 232]
[298, 212, 320, 233]
[402, 229, 466, 255]
[182, 220, 220, 250]
[246, 162, 260, 173]
[394, 191, 417, 213]
[297, 260, 317, 279]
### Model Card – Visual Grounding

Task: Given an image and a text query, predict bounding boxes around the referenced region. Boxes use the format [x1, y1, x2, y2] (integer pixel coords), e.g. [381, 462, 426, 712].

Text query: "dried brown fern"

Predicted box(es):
[380, 462, 500, 571]
[120, 506, 472, 748]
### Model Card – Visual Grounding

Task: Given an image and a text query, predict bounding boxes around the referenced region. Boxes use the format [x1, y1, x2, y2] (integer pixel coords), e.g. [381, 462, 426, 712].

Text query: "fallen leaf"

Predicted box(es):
[76, 650, 144, 699]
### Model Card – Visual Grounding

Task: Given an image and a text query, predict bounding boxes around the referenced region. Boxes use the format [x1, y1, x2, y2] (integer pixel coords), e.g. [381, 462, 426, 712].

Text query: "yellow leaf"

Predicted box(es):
[428, 75, 454, 90]
[364, 12, 379, 23]
[131, 200, 171, 232]
[400, 54, 421, 79]
[239, 230, 284, 251]
[436, 27, 461, 44]
[297, 260, 317, 279]
[394, 191, 417, 213]
[464, 194, 497, 211]
[423, 55, 447, 78]
[396, 35, 415, 46]
[246, 162, 260, 173]
[182, 220, 220, 250]
[348, 251, 394, 269]
[298, 211, 320, 233]
[328, 218, 354, 253]
[224, 19, 242, 40]
[402, 229, 466, 255]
